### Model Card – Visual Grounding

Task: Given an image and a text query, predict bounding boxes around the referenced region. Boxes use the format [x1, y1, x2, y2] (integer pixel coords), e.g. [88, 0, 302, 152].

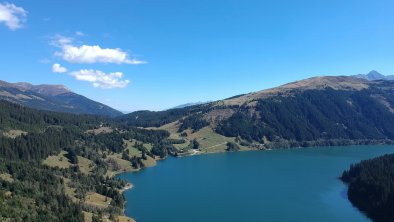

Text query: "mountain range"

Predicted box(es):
[121, 73, 394, 150]
[0, 80, 122, 117]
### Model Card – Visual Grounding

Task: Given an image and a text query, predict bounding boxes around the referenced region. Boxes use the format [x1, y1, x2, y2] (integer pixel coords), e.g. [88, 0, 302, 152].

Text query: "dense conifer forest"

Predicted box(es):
[341, 154, 394, 222]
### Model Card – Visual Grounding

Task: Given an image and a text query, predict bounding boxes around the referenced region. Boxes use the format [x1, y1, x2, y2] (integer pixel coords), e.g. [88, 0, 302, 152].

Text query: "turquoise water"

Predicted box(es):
[118, 145, 394, 222]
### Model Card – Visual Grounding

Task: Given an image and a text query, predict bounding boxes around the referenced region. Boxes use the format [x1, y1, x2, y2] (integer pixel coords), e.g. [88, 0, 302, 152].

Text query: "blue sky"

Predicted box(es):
[1, 0, 394, 111]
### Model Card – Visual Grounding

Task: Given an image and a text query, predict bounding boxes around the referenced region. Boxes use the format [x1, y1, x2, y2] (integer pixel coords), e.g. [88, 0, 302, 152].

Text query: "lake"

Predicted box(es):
[118, 145, 394, 222]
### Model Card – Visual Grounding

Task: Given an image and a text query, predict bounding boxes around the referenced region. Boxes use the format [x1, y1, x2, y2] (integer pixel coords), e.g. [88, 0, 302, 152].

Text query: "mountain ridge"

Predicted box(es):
[220, 75, 370, 106]
[121, 74, 394, 151]
[13, 82, 71, 96]
[0, 80, 122, 117]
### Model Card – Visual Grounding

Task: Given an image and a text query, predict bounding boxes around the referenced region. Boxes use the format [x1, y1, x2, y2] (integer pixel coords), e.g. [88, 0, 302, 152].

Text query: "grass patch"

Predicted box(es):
[146, 120, 254, 154]
[147, 121, 252, 153]
[105, 153, 137, 177]
[173, 142, 189, 150]
[123, 139, 142, 157]
[0, 173, 14, 182]
[83, 211, 93, 222]
[191, 127, 251, 152]
[2, 129, 27, 138]
[128, 147, 142, 157]
[173, 126, 251, 153]
[77, 156, 95, 175]
[117, 216, 136, 222]
[123, 139, 153, 155]
[62, 177, 78, 202]
[85, 126, 113, 135]
[144, 143, 153, 151]
[43, 151, 72, 169]
[157, 121, 181, 139]
[84, 192, 112, 209]
[141, 155, 157, 168]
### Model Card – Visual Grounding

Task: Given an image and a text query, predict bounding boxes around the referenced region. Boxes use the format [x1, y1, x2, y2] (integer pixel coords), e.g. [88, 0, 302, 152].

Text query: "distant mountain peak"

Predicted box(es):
[353, 70, 394, 81]
[366, 70, 384, 79]
[367, 70, 382, 75]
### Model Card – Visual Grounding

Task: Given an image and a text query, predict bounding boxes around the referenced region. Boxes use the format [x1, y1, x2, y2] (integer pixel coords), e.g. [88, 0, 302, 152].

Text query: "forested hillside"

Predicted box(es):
[216, 86, 394, 147]
[0, 101, 179, 221]
[341, 154, 394, 222]
[120, 77, 394, 151]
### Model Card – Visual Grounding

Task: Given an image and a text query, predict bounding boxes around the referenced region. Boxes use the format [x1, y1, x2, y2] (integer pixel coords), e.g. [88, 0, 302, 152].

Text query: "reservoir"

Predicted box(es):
[118, 145, 394, 222]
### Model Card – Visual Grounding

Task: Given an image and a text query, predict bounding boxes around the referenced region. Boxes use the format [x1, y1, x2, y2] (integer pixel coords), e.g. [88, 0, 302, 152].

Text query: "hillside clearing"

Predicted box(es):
[2, 129, 27, 138]
[86, 126, 114, 135]
[84, 192, 112, 209]
[117, 216, 136, 222]
[0, 173, 14, 182]
[43, 151, 72, 169]
[77, 156, 95, 175]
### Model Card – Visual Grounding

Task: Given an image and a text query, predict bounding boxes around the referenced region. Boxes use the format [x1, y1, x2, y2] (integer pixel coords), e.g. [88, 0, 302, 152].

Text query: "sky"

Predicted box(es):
[1, 0, 394, 112]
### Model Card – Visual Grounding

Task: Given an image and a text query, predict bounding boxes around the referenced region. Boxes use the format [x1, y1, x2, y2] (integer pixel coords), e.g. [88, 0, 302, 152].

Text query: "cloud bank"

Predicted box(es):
[0, 2, 27, 30]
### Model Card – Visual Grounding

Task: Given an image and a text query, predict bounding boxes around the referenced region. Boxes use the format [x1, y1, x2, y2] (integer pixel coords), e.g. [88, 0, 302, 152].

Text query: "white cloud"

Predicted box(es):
[53, 35, 146, 65]
[0, 2, 27, 30]
[69, 69, 129, 89]
[61, 45, 145, 64]
[52, 63, 67, 73]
